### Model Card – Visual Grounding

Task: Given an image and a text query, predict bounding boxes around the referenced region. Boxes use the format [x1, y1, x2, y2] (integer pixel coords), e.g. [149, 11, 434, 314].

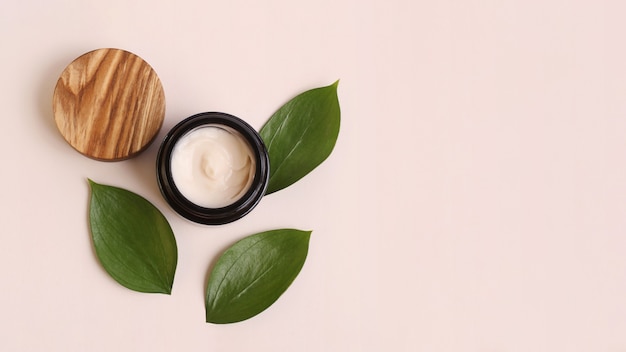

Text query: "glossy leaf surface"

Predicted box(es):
[260, 81, 340, 194]
[205, 229, 311, 324]
[88, 179, 177, 294]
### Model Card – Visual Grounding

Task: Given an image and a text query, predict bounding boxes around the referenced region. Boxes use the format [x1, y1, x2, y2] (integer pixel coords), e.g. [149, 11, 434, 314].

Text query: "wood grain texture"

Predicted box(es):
[53, 48, 165, 161]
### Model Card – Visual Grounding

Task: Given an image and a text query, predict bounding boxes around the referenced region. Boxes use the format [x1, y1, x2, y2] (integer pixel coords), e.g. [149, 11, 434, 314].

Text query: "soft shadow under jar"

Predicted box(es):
[157, 112, 270, 225]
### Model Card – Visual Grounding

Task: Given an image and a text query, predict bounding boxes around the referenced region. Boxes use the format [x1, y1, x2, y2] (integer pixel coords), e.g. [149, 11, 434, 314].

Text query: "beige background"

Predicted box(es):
[2, 0, 625, 351]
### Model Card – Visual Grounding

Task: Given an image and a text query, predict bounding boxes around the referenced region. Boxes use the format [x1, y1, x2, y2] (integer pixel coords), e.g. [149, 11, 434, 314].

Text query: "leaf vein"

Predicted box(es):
[269, 119, 314, 179]
[227, 262, 279, 305]
[266, 109, 292, 152]
[209, 236, 267, 310]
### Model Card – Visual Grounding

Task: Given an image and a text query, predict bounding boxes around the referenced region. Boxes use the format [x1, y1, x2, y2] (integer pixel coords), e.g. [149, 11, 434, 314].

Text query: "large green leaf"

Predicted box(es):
[205, 229, 311, 324]
[260, 81, 340, 194]
[88, 179, 177, 294]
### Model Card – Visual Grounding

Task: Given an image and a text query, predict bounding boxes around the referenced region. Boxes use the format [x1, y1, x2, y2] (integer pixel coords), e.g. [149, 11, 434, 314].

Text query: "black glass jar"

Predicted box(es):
[156, 112, 270, 225]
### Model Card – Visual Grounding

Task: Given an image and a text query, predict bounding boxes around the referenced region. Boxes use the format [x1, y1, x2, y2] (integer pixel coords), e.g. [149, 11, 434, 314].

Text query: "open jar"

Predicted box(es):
[156, 112, 270, 225]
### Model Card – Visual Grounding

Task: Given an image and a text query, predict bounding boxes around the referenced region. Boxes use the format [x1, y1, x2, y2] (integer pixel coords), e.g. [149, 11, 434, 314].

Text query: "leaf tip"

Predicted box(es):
[87, 178, 98, 188]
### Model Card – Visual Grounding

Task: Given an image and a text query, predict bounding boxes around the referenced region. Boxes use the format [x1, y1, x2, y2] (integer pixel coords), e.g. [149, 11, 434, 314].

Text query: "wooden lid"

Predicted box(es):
[53, 48, 166, 161]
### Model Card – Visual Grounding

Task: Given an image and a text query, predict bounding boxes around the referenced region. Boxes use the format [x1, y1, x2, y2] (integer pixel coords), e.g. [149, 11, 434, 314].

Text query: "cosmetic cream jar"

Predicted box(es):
[157, 112, 269, 225]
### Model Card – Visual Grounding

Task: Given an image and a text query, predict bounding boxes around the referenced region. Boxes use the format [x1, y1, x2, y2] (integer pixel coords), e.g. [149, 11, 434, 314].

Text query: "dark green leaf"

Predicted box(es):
[88, 179, 177, 294]
[205, 229, 311, 324]
[260, 81, 340, 194]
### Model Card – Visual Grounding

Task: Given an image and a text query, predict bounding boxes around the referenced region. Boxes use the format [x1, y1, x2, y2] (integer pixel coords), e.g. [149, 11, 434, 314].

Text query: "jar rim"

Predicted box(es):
[156, 112, 270, 225]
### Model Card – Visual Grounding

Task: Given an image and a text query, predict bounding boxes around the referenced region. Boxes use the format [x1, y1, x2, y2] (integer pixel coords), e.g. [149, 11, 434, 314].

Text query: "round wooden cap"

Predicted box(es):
[53, 48, 165, 161]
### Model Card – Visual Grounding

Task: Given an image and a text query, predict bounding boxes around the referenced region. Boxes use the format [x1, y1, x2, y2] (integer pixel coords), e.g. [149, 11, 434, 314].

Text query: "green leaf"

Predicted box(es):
[88, 179, 177, 294]
[205, 229, 311, 324]
[260, 81, 340, 194]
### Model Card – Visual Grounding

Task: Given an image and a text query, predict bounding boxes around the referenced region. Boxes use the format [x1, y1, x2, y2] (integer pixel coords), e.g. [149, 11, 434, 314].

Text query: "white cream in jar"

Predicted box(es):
[170, 126, 256, 208]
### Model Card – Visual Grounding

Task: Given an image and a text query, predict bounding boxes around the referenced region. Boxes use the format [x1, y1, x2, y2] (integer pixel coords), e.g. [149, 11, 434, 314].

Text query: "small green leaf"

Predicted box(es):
[88, 179, 177, 294]
[205, 229, 311, 324]
[260, 81, 340, 194]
